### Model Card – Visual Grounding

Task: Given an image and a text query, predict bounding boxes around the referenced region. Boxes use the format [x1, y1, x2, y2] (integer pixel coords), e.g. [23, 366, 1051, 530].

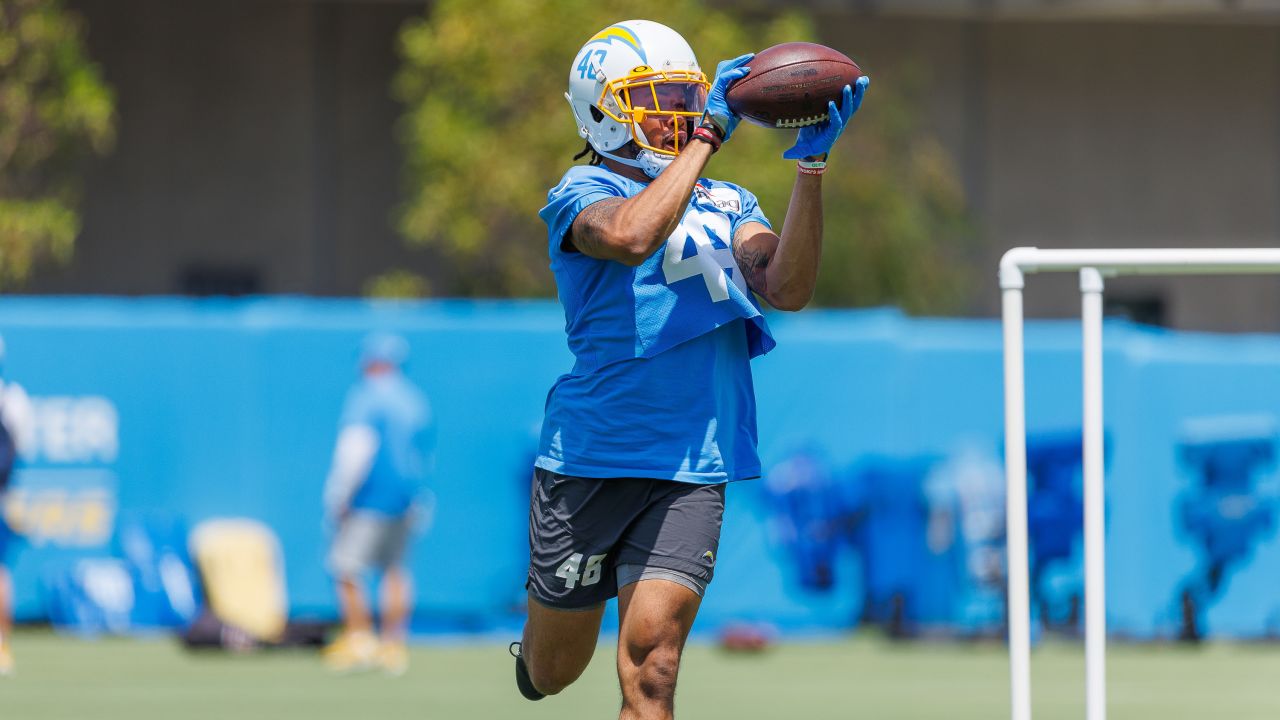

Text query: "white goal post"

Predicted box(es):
[1000, 247, 1280, 720]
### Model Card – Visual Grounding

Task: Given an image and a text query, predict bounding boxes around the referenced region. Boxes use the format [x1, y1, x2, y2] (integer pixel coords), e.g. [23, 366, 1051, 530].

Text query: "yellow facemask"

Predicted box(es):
[596, 66, 710, 157]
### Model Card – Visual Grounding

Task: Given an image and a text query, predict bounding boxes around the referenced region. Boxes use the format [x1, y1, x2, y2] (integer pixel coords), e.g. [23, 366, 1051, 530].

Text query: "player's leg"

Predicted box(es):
[324, 515, 379, 670]
[376, 513, 413, 642]
[335, 575, 373, 633]
[610, 480, 726, 719]
[616, 578, 702, 720]
[376, 566, 411, 674]
[372, 513, 412, 673]
[325, 575, 378, 669]
[518, 595, 606, 695]
[517, 469, 640, 698]
[379, 568, 410, 640]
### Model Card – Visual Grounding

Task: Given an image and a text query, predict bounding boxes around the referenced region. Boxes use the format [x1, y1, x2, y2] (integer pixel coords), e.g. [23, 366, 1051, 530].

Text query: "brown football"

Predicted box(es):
[725, 42, 862, 129]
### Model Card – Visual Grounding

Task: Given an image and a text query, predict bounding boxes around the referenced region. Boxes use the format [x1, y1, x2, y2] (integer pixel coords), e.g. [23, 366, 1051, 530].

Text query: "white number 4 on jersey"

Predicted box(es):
[661, 212, 747, 303]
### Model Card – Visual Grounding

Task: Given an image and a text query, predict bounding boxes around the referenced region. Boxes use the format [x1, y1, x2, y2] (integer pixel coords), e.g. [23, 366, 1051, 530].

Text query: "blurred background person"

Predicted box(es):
[1175, 416, 1279, 641]
[321, 333, 433, 675]
[0, 335, 35, 677]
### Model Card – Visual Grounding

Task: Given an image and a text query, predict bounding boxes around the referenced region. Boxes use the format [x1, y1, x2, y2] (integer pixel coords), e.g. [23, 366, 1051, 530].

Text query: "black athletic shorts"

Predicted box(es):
[526, 468, 726, 610]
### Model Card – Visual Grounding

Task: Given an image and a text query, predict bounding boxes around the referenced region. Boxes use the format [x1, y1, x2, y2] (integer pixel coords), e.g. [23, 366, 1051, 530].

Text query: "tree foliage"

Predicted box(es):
[364, 268, 431, 299]
[0, 0, 114, 286]
[394, 0, 971, 311]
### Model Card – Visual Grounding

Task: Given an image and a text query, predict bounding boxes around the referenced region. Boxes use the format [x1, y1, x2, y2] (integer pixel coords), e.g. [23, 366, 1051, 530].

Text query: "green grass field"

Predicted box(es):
[4, 630, 1280, 719]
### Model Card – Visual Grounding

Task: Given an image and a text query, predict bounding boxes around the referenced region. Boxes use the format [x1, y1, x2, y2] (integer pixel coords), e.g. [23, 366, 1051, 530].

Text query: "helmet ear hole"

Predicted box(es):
[589, 106, 604, 122]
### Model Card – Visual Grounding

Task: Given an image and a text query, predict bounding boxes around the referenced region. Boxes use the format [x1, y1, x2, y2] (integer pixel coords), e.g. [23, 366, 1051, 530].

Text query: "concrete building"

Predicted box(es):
[32, 0, 1280, 330]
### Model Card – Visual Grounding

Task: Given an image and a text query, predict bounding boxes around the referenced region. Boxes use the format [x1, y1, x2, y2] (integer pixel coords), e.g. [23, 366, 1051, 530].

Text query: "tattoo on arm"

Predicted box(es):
[566, 198, 625, 256]
[734, 238, 771, 296]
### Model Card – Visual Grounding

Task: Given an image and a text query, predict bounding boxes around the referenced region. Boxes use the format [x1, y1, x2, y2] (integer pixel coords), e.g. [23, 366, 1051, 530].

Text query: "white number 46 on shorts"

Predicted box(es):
[556, 552, 607, 590]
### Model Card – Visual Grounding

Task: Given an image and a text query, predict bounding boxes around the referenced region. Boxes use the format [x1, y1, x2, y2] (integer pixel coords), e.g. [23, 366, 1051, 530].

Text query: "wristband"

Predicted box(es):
[797, 158, 826, 176]
[691, 126, 722, 152]
[698, 118, 726, 141]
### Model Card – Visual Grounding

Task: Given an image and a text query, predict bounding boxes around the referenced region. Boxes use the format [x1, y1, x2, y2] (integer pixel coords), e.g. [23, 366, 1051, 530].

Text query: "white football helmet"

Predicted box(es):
[566, 20, 709, 178]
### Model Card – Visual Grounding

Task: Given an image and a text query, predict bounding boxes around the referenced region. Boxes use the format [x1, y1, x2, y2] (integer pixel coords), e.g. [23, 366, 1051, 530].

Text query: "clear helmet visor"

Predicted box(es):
[599, 69, 709, 157]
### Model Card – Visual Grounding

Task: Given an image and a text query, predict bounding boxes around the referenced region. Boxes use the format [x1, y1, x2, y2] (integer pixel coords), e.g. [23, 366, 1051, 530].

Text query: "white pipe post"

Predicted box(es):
[999, 247, 1280, 720]
[1080, 268, 1107, 720]
[1002, 277, 1032, 720]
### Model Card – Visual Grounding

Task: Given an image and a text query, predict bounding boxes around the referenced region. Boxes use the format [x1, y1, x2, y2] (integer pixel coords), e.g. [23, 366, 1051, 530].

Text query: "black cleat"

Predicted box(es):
[509, 642, 545, 701]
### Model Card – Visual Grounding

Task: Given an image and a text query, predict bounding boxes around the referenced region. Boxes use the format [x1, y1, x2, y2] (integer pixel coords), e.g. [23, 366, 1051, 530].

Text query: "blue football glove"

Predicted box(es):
[701, 53, 753, 143]
[783, 75, 869, 160]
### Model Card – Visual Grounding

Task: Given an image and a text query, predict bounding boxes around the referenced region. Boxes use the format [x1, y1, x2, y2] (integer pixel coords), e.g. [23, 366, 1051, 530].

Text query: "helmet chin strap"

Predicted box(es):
[635, 150, 675, 178]
[595, 144, 675, 180]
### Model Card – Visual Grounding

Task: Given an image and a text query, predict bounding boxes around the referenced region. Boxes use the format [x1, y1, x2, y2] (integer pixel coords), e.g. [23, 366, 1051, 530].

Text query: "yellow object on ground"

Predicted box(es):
[322, 631, 379, 673]
[377, 640, 409, 676]
[189, 518, 288, 643]
[0, 640, 14, 677]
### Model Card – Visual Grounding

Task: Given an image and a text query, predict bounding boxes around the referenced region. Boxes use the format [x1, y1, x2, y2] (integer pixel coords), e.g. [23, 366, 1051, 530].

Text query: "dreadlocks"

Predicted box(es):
[572, 141, 604, 166]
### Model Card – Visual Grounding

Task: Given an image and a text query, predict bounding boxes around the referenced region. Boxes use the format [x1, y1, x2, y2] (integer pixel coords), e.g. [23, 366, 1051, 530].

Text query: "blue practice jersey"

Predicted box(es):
[535, 164, 776, 484]
[341, 373, 433, 516]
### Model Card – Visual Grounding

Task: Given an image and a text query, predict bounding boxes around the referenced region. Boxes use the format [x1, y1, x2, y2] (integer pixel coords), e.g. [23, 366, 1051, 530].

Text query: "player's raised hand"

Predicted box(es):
[783, 75, 869, 161]
[701, 53, 754, 143]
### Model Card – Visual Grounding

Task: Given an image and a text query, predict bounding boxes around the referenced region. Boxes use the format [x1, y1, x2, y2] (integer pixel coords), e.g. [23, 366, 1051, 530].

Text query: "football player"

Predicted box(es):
[322, 334, 433, 675]
[512, 19, 867, 718]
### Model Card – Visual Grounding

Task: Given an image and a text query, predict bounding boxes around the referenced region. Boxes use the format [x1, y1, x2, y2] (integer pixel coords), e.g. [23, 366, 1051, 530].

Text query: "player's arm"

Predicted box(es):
[323, 423, 378, 520]
[568, 141, 715, 266]
[735, 78, 869, 312]
[733, 175, 822, 312]
[568, 54, 754, 266]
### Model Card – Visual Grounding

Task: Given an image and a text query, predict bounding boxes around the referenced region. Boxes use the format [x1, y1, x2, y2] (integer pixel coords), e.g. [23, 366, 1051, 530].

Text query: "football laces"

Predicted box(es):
[775, 114, 829, 129]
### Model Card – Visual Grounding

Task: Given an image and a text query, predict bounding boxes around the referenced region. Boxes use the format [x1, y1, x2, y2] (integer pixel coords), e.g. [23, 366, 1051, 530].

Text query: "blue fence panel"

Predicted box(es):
[2, 298, 1280, 640]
